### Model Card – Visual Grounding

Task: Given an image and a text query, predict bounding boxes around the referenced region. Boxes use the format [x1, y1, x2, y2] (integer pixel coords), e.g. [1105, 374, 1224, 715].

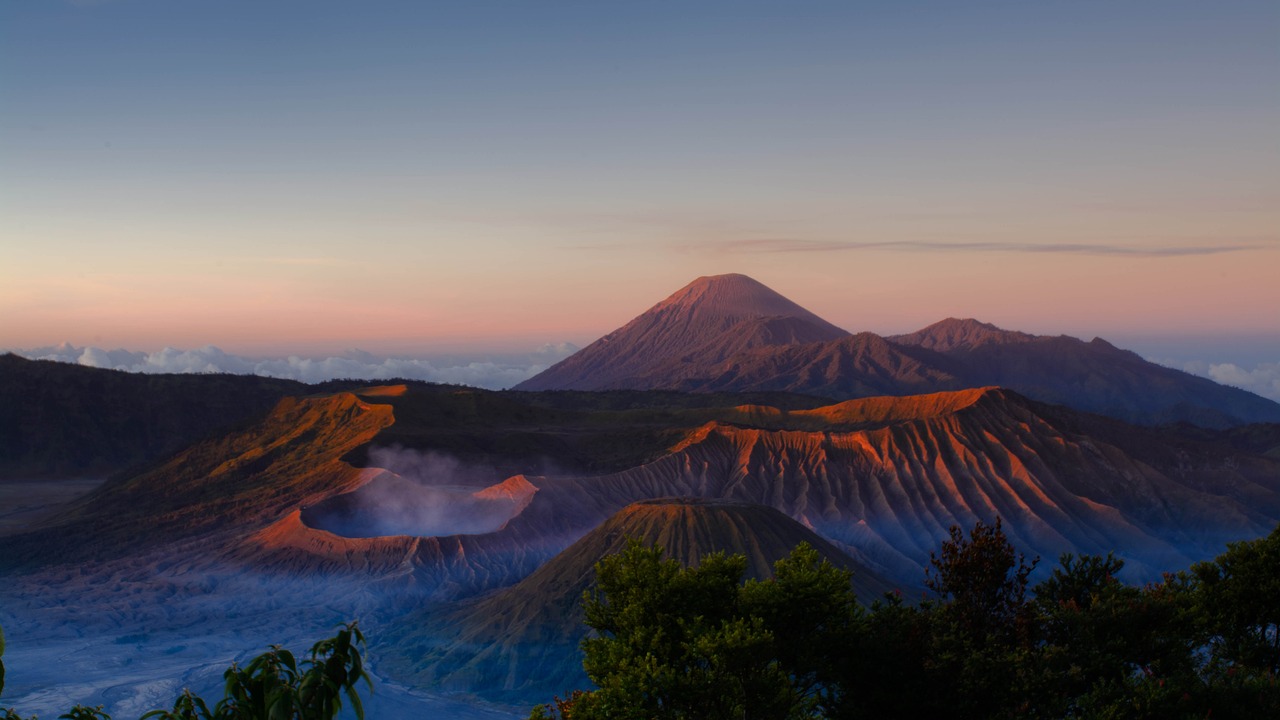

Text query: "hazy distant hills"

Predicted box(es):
[890, 318, 1278, 428]
[0, 353, 305, 479]
[516, 275, 1280, 428]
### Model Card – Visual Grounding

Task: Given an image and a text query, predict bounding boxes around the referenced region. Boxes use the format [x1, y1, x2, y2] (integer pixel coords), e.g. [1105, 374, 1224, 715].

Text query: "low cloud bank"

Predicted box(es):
[1206, 362, 1280, 403]
[1153, 358, 1280, 403]
[10, 342, 578, 390]
[13, 342, 1278, 402]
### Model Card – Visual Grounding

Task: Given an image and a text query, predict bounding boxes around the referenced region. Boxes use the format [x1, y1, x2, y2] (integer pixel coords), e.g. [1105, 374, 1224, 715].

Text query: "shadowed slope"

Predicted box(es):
[927, 333, 1280, 428]
[0, 354, 306, 479]
[0, 390, 395, 570]
[515, 274, 849, 391]
[380, 498, 891, 701]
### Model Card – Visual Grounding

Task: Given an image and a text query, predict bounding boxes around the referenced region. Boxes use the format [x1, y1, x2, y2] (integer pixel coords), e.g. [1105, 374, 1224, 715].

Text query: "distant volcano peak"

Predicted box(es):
[890, 317, 1036, 352]
[650, 273, 840, 326]
[514, 274, 849, 391]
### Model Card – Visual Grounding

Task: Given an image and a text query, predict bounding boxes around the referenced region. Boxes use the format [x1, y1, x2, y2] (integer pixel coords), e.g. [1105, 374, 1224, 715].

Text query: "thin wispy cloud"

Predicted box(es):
[248, 257, 353, 268]
[692, 238, 1269, 258]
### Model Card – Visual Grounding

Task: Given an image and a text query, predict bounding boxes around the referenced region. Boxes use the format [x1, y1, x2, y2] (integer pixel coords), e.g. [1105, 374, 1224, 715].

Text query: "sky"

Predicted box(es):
[2, 1, 1277, 392]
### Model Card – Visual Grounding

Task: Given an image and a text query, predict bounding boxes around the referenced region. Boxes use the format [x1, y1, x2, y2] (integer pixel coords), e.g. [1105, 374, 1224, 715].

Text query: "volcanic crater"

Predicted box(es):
[299, 472, 538, 539]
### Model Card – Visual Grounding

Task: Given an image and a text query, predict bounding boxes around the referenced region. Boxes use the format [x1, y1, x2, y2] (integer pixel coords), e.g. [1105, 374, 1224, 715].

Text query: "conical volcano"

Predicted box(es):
[515, 274, 850, 391]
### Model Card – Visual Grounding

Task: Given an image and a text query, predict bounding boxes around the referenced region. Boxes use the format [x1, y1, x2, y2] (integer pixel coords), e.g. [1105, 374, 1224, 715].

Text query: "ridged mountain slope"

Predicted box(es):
[501, 388, 1280, 589]
[7, 381, 1276, 614]
[192, 385, 1280, 599]
[660, 332, 965, 397]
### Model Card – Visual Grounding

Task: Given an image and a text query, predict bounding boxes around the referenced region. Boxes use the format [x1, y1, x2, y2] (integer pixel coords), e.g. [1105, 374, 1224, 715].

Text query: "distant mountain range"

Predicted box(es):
[516, 274, 1280, 428]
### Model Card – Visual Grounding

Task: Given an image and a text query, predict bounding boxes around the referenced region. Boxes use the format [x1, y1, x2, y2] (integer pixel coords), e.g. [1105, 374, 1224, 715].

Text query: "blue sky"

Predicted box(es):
[2, 1, 1277, 371]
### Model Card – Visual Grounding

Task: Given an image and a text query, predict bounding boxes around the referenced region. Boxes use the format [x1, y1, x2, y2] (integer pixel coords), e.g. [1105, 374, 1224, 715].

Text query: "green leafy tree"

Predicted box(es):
[739, 544, 861, 717]
[141, 689, 214, 720]
[836, 593, 932, 720]
[1032, 553, 1137, 715]
[925, 517, 1037, 639]
[60, 707, 111, 720]
[534, 521, 1280, 720]
[1030, 553, 1207, 717]
[1190, 524, 1280, 717]
[546, 540, 853, 720]
[1067, 572, 1206, 719]
[210, 621, 371, 720]
[923, 518, 1038, 720]
[1193, 524, 1280, 675]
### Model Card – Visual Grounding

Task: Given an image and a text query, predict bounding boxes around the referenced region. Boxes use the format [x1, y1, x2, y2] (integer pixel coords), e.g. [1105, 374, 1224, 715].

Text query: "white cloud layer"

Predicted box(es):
[1151, 358, 1280, 404]
[12, 343, 1279, 402]
[1206, 362, 1280, 403]
[10, 342, 578, 390]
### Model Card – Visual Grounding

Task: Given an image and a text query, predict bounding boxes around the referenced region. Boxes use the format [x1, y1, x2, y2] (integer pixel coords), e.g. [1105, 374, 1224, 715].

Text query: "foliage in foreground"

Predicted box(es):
[0, 622, 370, 720]
[532, 521, 1280, 720]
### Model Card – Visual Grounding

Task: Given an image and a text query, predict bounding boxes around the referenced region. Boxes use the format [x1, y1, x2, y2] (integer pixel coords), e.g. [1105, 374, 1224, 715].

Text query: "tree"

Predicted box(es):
[836, 593, 932, 720]
[1030, 553, 1207, 717]
[542, 540, 857, 720]
[923, 518, 1038, 720]
[925, 517, 1037, 639]
[739, 544, 862, 717]
[1191, 524, 1280, 717]
[1193, 523, 1280, 675]
[211, 622, 370, 720]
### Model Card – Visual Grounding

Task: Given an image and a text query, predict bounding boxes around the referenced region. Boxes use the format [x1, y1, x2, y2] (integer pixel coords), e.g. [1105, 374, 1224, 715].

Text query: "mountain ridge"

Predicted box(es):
[516, 275, 1280, 428]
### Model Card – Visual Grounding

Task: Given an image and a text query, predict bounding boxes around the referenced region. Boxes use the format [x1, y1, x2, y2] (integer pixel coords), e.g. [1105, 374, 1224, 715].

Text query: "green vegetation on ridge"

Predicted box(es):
[533, 521, 1280, 720]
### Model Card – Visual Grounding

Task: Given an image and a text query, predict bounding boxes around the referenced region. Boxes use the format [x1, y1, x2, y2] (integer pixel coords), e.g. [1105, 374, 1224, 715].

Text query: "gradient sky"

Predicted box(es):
[2, 0, 1277, 357]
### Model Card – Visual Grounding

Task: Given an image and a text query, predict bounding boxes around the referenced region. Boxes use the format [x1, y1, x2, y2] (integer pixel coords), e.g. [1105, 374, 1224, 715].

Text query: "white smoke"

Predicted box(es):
[9, 342, 578, 390]
[303, 448, 535, 538]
